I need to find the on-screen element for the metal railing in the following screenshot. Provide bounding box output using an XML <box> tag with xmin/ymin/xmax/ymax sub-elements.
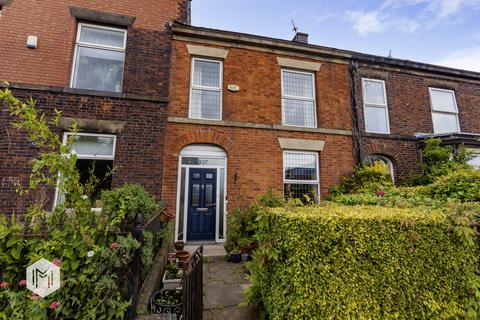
<box><xmin>182</xmin><ymin>245</ymin><xmax>204</xmax><ymax>320</ymax></box>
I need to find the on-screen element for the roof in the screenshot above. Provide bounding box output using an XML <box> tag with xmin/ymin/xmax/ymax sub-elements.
<box><xmin>415</xmin><ymin>132</ymin><xmax>480</xmax><ymax>146</ymax></box>
<box><xmin>172</xmin><ymin>22</ymin><xmax>480</xmax><ymax>81</ymax></box>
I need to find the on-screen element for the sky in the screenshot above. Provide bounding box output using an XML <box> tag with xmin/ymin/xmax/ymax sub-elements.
<box><xmin>192</xmin><ymin>0</ymin><xmax>480</xmax><ymax>72</ymax></box>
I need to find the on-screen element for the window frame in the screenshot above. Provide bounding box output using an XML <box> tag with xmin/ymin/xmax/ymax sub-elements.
<box><xmin>429</xmin><ymin>87</ymin><xmax>461</xmax><ymax>134</ymax></box>
<box><xmin>283</xmin><ymin>150</ymin><xmax>320</xmax><ymax>200</ymax></box>
<box><xmin>281</xmin><ymin>69</ymin><xmax>317</xmax><ymax>128</ymax></box>
<box><xmin>53</xmin><ymin>132</ymin><xmax>117</xmax><ymax>208</ymax></box>
<box><xmin>362</xmin><ymin>78</ymin><xmax>390</xmax><ymax>134</ymax></box>
<box><xmin>70</xmin><ymin>23</ymin><xmax>128</xmax><ymax>92</ymax></box>
<box><xmin>188</xmin><ymin>57</ymin><xmax>224</xmax><ymax>121</ymax></box>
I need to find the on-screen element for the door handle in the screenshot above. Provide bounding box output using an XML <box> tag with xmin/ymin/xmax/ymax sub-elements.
<box><xmin>206</xmin><ymin>203</ymin><xmax>216</xmax><ymax>207</ymax></box>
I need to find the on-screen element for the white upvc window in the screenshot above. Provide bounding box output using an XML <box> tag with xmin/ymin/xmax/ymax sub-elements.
<box><xmin>189</xmin><ymin>58</ymin><xmax>223</xmax><ymax>120</ymax></box>
<box><xmin>429</xmin><ymin>88</ymin><xmax>460</xmax><ymax>134</ymax></box>
<box><xmin>283</xmin><ymin>151</ymin><xmax>320</xmax><ymax>203</ymax></box>
<box><xmin>281</xmin><ymin>69</ymin><xmax>317</xmax><ymax>128</ymax></box>
<box><xmin>54</xmin><ymin>132</ymin><xmax>116</xmax><ymax>207</ymax></box>
<box><xmin>362</xmin><ymin>78</ymin><xmax>390</xmax><ymax>134</ymax></box>
<box><xmin>468</xmin><ymin>149</ymin><xmax>480</xmax><ymax>170</ymax></box>
<box><xmin>71</xmin><ymin>23</ymin><xmax>127</xmax><ymax>93</ymax></box>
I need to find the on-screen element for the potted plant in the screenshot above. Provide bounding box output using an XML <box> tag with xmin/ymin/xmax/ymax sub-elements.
<box><xmin>163</xmin><ymin>263</ymin><xmax>183</xmax><ymax>290</ymax></box>
<box><xmin>150</xmin><ymin>289</ymin><xmax>182</xmax><ymax>315</ymax></box>
<box><xmin>230</xmin><ymin>249</ymin><xmax>242</xmax><ymax>263</ymax></box>
<box><xmin>176</xmin><ymin>250</ymin><xmax>190</xmax><ymax>263</ymax></box>
<box><xmin>174</xmin><ymin>241</ymin><xmax>185</xmax><ymax>251</ymax></box>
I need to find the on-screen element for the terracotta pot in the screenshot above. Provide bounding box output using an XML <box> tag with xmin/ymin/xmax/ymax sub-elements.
<box><xmin>160</xmin><ymin>211</ymin><xmax>175</xmax><ymax>223</ymax></box>
<box><xmin>176</xmin><ymin>251</ymin><xmax>190</xmax><ymax>262</ymax></box>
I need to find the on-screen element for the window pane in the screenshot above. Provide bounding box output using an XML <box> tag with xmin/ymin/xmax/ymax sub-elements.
<box><xmin>430</xmin><ymin>89</ymin><xmax>456</xmax><ymax>112</ymax></box>
<box><xmin>73</xmin><ymin>47</ymin><xmax>124</xmax><ymax>92</ymax></box>
<box><xmin>71</xmin><ymin>135</ymin><xmax>115</xmax><ymax>158</ymax></box>
<box><xmin>192</xmin><ymin>184</ymin><xmax>200</xmax><ymax>207</ymax></box>
<box><xmin>283</xmin><ymin>98</ymin><xmax>316</xmax><ymax>127</ymax></box>
<box><xmin>468</xmin><ymin>154</ymin><xmax>480</xmax><ymax>169</ymax></box>
<box><xmin>206</xmin><ymin>184</ymin><xmax>213</xmax><ymax>206</ymax></box>
<box><xmin>283</xmin><ymin>71</ymin><xmax>314</xmax><ymax>98</ymax></box>
<box><xmin>432</xmin><ymin>112</ymin><xmax>459</xmax><ymax>134</ymax></box>
<box><xmin>80</xmin><ymin>26</ymin><xmax>125</xmax><ymax>48</ymax></box>
<box><xmin>190</xmin><ymin>89</ymin><xmax>221</xmax><ymax>119</ymax></box>
<box><xmin>284</xmin><ymin>184</ymin><xmax>319</xmax><ymax>204</ymax></box>
<box><xmin>193</xmin><ymin>60</ymin><xmax>221</xmax><ymax>88</ymax></box>
<box><xmin>284</xmin><ymin>153</ymin><xmax>317</xmax><ymax>181</ymax></box>
<box><xmin>365</xmin><ymin>105</ymin><xmax>388</xmax><ymax>133</ymax></box>
<box><xmin>364</xmin><ymin>80</ymin><xmax>386</xmax><ymax>105</ymax></box>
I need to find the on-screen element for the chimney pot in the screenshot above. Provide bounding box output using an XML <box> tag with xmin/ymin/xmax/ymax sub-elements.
<box><xmin>292</xmin><ymin>32</ymin><xmax>309</xmax><ymax>44</ymax></box>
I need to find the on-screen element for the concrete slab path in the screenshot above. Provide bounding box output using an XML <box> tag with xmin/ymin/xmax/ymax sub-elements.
<box><xmin>202</xmin><ymin>257</ymin><xmax>259</xmax><ymax>320</ymax></box>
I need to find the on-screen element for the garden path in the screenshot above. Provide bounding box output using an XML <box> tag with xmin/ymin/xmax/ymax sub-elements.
<box><xmin>202</xmin><ymin>254</ymin><xmax>259</xmax><ymax>320</ymax></box>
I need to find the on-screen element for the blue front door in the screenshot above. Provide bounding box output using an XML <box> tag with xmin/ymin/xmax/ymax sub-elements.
<box><xmin>187</xmin><ymin>168</ymin><xmax>217</xmax><ymax>241</ymax></box>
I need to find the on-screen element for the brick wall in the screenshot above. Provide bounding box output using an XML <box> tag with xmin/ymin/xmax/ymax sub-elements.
<box><xmin>354</xmin><ymin>66</ymin><xmax>480</xmax><ymax>181</ymax></box>
<box><xmin>0</xmin><ymin>0</ymin><xmax>188</xmax><ymax>97</ymax></box>
<box><xmin>0</xmin><ymin>88</ymin><xmax>167</xmax><ymax>215</ymax></box>
<box><xmin>163</xmin><ymin>39</ymin><xmax>355</xmax><ymax>214</ymax></box>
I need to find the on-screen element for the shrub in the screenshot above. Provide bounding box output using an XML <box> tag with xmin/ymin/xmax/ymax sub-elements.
<box><xmin>329</xmin><ymin>161</ymin><xmax>394</xmax><ymax>196</ymax></box>
<box><xmin>225</xmin><ymin>190</ymin><xmax>284</xmax><ymax>253</ymax></box>
<box><xmin>101</xmin><ymin>184</ymin><xmax>158</xmax><ymax>231</ymax></box>
<box><xmin>406</xmin><ymin>138</ymin><xmax>472</xmax><ymax>186</ymax></box>
<box><xmin>425</xmin><ymin>169</ymin><xmax>480</xmax><ymax>202</ymax></box>
<box><xmin>247</xmin><ymin>203</ymin><xmax>479</xmax><ymax>320</ymax></box>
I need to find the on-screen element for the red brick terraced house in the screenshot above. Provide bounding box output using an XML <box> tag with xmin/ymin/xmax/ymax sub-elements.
<box><xmin>1</xmin><ymin>1</ymin><xmax>480</xmax><ymax>245</ymax></box>
<box><xmin>164</xmin><ymin>23</ymin><xmax>480</xmax><ymax>244</ymax></box>
<box><xmin>0</xmin><ymin>0</ymin><xmax>191</xmax><ymax>214</ymax></box>
<box><xmin>350</xmin><ymin>57</ymin><xmax>480</xmax><ymax>183</ymax></box>
<box><xmin>164</xmin><ymin>24</ymin><xmax>356</xmax><ymax>243</ymax></box>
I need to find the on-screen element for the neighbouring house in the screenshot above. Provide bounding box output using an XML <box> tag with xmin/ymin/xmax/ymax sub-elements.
<box><xmin>164</xmin><ymin>23</ymin><xmax>356</xmax><ymax>243</ymax></box>
<box><xmin>0</xmin><ymin>0</ymin><xmax>191</xmax><ymax>214</ymax></box>
<box><xmin>350</xmin><ymin>57</ymin><xmax>480</xmax><ymax>182</ymax></box>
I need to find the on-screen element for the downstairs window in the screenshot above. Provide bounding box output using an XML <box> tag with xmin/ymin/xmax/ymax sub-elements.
<box><xmin>283</xmin><ymin>151</ymin><xmax>320</xmax><ymax>204</ymax></box>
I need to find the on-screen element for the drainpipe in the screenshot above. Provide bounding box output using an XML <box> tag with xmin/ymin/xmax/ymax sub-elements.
<box><xmin>348</xmin><ymin>60</ymin><xmax>362</xmax><ymax>165</ymax></box>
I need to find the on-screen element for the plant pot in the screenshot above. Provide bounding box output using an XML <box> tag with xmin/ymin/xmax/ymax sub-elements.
<box><xmin>241</xmin><ymin>252</ymin><xmax>249</xmax><ymax>262</ymax></box>
<box><xmin>160</xmin><ymin>211</ymin><xmax>176</xmax><ymax>224</ymax></box>
<box><xmin>150</xmin><ymin>289</ymin><xmax>182</xmax><ymax>315</ymax></box>
<box><xmin>162</xmin><ymin>270</ymin><xmax>183</xmax><ymax>290</ymax></box>
<box><xmin>176</xmin><ymin>251</ymin><xmax>190</xmax><ymax>262</ymax></box>
<box><xmin>230</xmin><ymin>252</ymin><xmax>241</xmax><ymax>263</ymax></box>
<box><xmin>174</xmin><ymin>241</ymin><xmax>185</xmax><ymax>251</ymax></box>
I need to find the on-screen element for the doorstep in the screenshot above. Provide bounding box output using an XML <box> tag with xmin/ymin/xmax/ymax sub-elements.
<box><xmin>184</xmin><ymin>243</ymin><xmax>226</xmax><ymax>258</ymax></box>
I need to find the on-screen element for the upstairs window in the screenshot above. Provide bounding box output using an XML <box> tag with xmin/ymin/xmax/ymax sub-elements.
<box><xmin>429</xmin><ymin>88</ymin><xmax>460</xmax><ymax>134</ymax></box>
<box><xmin>189</xmin><ymin>58</ymin><xmax>223</xmax><ymax>120</ymax></box>
<box><xmin>283</xmin><ymin>151</ymin><xmax>319</xmax><ymax>204</ymax></box>
<box><xmin>362</xmin><ymin>79</ymin><xmax>390</xmax><ymax>134</ymax></box>
<box><xmin>281</xmin><ymin>70</ymin><xmax>317</xmax><ymax>128</ymax></box>
<box><xmin>71</xmin><ymin>24</ymin><xmax>127</xmax><ymax>93</ymax></box>
<box><xmin>55</xmin><ymin>133</ymin><xmax>116</xmax><ymax>208</ymax></box>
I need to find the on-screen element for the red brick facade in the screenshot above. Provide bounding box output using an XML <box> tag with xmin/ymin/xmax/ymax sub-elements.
<box><xmin>162</xmin><ymin>35</ymin><xmax>356</xmax><ymax>216</ymax></box>
<box><xmin>353</xmin><ymin>66</ymin><xmax>480</xmax><ymax>181</ymax></box>
<box><xmin>0</xmin><ymin>0</ymin><xmax>188</xmax><ymax>214</ymax></box>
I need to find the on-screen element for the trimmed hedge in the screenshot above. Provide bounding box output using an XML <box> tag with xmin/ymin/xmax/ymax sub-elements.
<box><xmin>248</xmin><ymin>203</ymin><xmax>479</xmax><ymax>319</ymax></box>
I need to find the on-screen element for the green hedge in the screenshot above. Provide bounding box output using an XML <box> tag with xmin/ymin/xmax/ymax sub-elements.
<box><xmin>248</xmin><ymin>203</ymin><xmax>479</xmax><ymax>319</ymax></box>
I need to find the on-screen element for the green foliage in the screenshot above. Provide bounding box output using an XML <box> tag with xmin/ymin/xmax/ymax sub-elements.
<box><xmin>0</xmin><ymin>87</ymin><xmax>165</xmax><ymax>319</ymax></box>
<box><xmin>406</xmin><ymin>138</ymin><xmax>473</xmax><ymax>186</ymax></box>
<box><xmin>100</xmin><ymin>184</ymin><xmax>158</xmax><ymax>232</ymax></box>
<box><xmin>225</xmin><ymin>190</ymin><xmax>284</xmax><ymax>253</ymax></box>
<box><xmin>329</xmin><ymin>161</ymin><xmax>394</xmax><ymax>196</ymax></box>
<box><xmin>246</xmin><ymin>203</ymin><xmax>480</xmax><ymax>320</ymax></box>
<box><xmin>425</xmin><ymin>169</ymin><xmax>480</xmax><ymax>202</ymax></box>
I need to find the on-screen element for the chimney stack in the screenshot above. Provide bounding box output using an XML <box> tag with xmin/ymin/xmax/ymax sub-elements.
<box><xmin>292</xmin><ymin>32</ymin><xmax>309</xmax><ymax>44</ymax></box>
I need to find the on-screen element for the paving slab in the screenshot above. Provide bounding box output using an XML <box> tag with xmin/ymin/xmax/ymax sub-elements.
<box><xmin>202</xmin><ymin>256</ymin><xmax>259</xmax><ymax>319</ymax></box>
